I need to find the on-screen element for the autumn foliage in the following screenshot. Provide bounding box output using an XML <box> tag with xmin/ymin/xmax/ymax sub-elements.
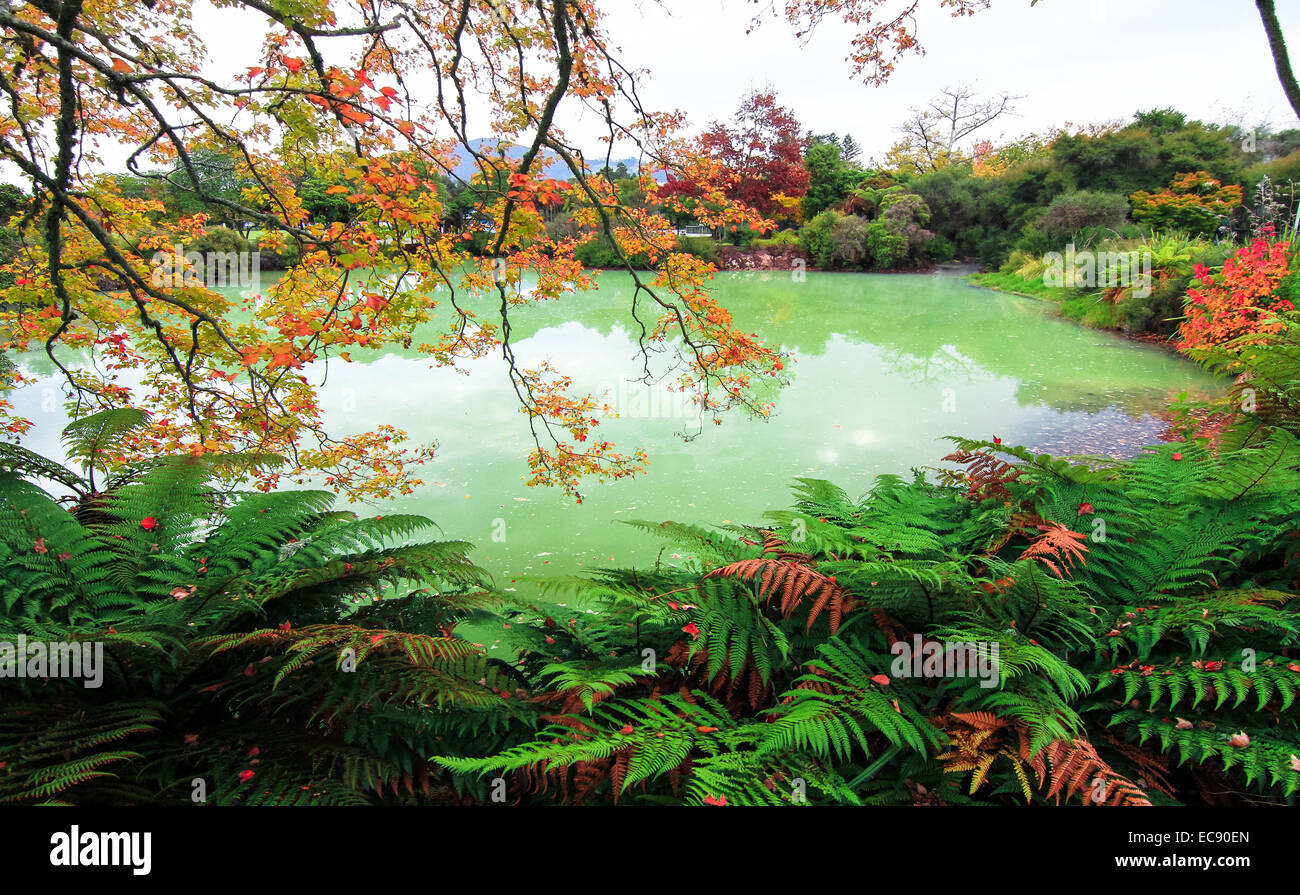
<box><xmin>0</xmin><ymin>0</ymin><xmax>785</xmax><ymax>500</ymax></box>
<box><xmin>1179</xmin><ymin>239</ymin><xmax>1295</xmax><ymax>353</ymax></box>
<box><xmin>1130</xmin><ymin>171</ymin><xmax>1243</xmax><ymax>238</ymax></box>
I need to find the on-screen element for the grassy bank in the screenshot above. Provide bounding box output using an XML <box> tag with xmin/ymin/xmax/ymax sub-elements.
<box><xmin>968</xmin><ymin>269</ymin><xmax>1124</xmax><ymax>330</ymax></box>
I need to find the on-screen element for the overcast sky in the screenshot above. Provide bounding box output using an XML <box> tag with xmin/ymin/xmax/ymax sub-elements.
<box><xmin>119</xmin><ymin>0</ymin><xmax>1300</xmax><ymax>172</ymax></box>
<box><xmin>581</xmin><ymin>0</ymin><xmax>1300</xmax><ymax>160</ymax></box>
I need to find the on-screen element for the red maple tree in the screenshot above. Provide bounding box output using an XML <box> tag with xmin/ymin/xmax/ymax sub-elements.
<box><xmin>698</xmin><ymin>91</ymin><xmax>810</xmax><ymax>220</ymax></box>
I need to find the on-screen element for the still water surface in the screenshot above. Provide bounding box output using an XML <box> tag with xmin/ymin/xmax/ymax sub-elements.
<box><xmin>11</xmin><ymin>269</ymin><xmax>1222</xmax><ymax>603</ymax></box>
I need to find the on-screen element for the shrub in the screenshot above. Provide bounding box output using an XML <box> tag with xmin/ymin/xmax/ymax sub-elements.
<box><xmin>676</xmin><ymin>235</ymin><xmax>719</xmax><ymax>264</ymax></box>
<box><xmin>865</xmin><ymin>221</ymin><xmax>908</xmax><ymax>269</ymax></box>
<box><xmin>752</xmin><ymin>229</ymin><xmax>802</xmax><ymax>248</ymax></box>
<box><xmin>1038</xmin><ymin>190</ymin><xmax>1130</xmax><ymax>241</ymax></box>
<box><xmin>927</xmin><ymin>234</ymin><xmax>956</xmax><ymax>263</ymax></box>
<box><xmin>1131</xmin><ymin>171</ymin><xmax>1243</xmax><ymax>238</ymax></box>
<box><xmin>999</xmin><ymin>248</ymin><xmax>1045</xmax><ymax>280</ymax></box>
<box><xmin>186</xmin><ymin>225</ymin><xmax>251</xmax><ymax>256</ymax></box>
<box><xmin>828</xmin><ymin>214</ymin><xmax>870</xmax><ymax>267</ymax></box>
<box><xmin>574</xmin><ymin>234</ymin><xmax>650</xmax><ymax>269</ymax></box>
<box><xmin>877</xmin><ymin>191</ymin><xmax>935</xmax><ymax>267</ymax></box>
<box><xmin>1180</xmin><ymin>238</ymin><xmax>1294</xmax><ymax>352</ymax></box>
<box><xmin>800</xmin><ymin>210</ymin><xmax>840</xmax><ymax>268</ymax></box>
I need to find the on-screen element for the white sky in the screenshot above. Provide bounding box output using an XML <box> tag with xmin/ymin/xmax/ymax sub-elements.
<box><xmin>42</xmin><ymin>0</ymin><xmax>1300</xmax><ymax>176</ymax></box>
<box><xmin>588</xmin><ymin>0</ymin><xmax>1300</xmax><ymax>160</ymax></box>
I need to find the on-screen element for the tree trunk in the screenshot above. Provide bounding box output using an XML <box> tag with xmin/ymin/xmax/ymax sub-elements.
<box><xmin>1257</xmin><ymin>0</ymin><xmax>1300</xmax><ymax>122</ymax></box>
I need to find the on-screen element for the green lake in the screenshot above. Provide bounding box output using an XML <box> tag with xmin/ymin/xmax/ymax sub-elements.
<box><xmin>12</xmin><ymin>269</ymin><xmax>1223</xmax><ymax>615</ymax></box>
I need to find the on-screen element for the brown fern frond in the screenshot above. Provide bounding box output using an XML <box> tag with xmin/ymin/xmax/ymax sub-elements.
<box><xmin>1038</xmin><ymin>738</ymin><xmax>1152</xmax><ymax>806</ymax></box>
<box><xmin>948</xmin><ymin>711</ymin><xmax>1010</xmax><ymax>731</ymax></box>
<box><xmin>942</xmin><ymin>449</ymin><xmax>1024</xmax><ymax>500</ymax></box>
<box><xmin>759</xmin><ymin>529</ymin><xmax>814</xmax><ymax>563</ymax></box>
<box><xmin>1018</xmin><ymin>521</ymin><xmax>1089</xmax><ymax>578</ymax></box>
<box><xmin>539</xmin><ymin>714</ymin><xmax>599</xmax><ymax>737</ymax></box>
<box><xmin>871</xmin><ymin>609</ymin><xmax>905</xmax><ymax>646</ymax></box>
<box><xmin>703</xmin><ymin>559</ymin><xmax>859</xmax><ymax>633</ymax></box>
<box><xmin>610</xmin><ymin>749</ymin><xmax>632</xmax><ymax>805</ymax></box>
<box><xmin>747</xmin><ymin>662</ymin><xmax>767</xmax><ymax>711</ymax></box>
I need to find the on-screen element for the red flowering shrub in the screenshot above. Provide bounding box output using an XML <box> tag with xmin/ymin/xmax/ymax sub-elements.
<box><xmin>1178</xmin><ymin>239</ymin><xmax>1294</xmax><ymax>353</ymax></box>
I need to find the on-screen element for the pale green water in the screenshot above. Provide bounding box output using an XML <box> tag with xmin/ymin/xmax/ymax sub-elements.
<box><xmin>11</xmin><ymin>269</ymin><xmax>1222</xmax><ymax>603</ymax></box>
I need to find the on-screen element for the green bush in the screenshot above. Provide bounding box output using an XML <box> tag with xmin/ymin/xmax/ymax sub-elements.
<box><xmin>926</xmin><ymin>234</ymin><xmax>956</xmax><ymax>263</ymax></box>
<box><xmin>1038</xmin><ymin>190</ymin><xmax>1130</xmax><ymax>242</ymax></box>
<box><xmin>256</xmin><ymin>232</ymin><xmax>302</xmax><ymax>271</ymax></box>
<box><xmin>574</xmin><ymin>234</ymin><xmax>650</xmax><ymax>269</ymax></box>
<box><xmin>676</xmin><ymin>235</ymin><xmax>719</xmax><ymax>264</ymax></box>
<box><xmin>186</xmin><ymin>225</ymin><xmax>251</xmax><ymax>256</ymax></box>
<box><xmin>800</xmin><ymin>210</ymin><xmax>839</xmax><ymax>268</ymax></box>
<box><xmin>829</xmin><ymin>215</ymin><xmax>870</xmax><ymax>267</ymax></box>
<box><xmin>865</xmin><ymin>221</ymin><xmax>908</xmax><ymax>269</ymax></box>
<box><xmin>752</xmin><ymin>229</ymin><xmax>802</xmax><ymax>248</ymax></box>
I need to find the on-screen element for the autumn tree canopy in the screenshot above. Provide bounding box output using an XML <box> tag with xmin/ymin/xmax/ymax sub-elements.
<box><xmin>698</xmin><ymin>90</ymin><xmax>810</xmax><ymax>220</ymax></box>
<box><xmin>0</xmin><ymin>0</ymin><xmax>781</xmax><ymax>500</ymax></box>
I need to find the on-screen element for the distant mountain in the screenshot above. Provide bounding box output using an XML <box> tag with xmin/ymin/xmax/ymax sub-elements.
<box><xmin>447</xmin><ymin>138</ymin><xmax>653</xmax><ymax>183</ymax></box>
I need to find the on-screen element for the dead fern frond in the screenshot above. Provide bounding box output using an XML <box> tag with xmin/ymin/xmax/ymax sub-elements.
<box><xmin>1033</xmin><ymin>737</ymin><xmax>1152</xmax><ymax>806</ymax></box>
<box><xmin>759</xmin><ymin>529</ymin><xmax>814</xmax><ymax>563</ymax></box>
<box><xmin>1018</xmin><ymin>521</ymin><xmax>1089</xmax><ymax>578</ymax></box>
<box><xmin>942</xmin><ymin>449</ymin><xmax>1024</xmax><ymax>500</ymax></box>
<box><xmin>703</xmin><ymin>558</ymin><xmax>859</xmax><ymax>633</ymax></box>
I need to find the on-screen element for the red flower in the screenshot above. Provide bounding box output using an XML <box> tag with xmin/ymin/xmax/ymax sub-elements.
<box><xmin>140</xmin><ymin>516</ymin><xmax>158</xmax><ymax>531</ymax></box>
<box><xmin>703</xmin><ymin>794</ymin><xmax>727</xmax><ymax>806</ymax></box>
<box><xmin>620</xmin><ymin>724</ymin><xmax>633</xmax><ymax>734</ymax></box>
<box><xmin>871</xmin><ymin>674</ymin><xmax>891</xmax><ymax>686</ymax></box>
<box><xmin>1171</xmin><ymin>452</ymin><xmax>1183</xmax><ymax>461</ymax></box>
<box><xmin>682</xmin><ymin>622</ymin><xmax>700</xmax><ymax>640</ymax></box>
<box><xmin>992</xmin><ymin>437</ymin><xmax>1002</xmax><ymax>445</ymax></box>
<box><xmin>237</xmin><ymin>769</ymin><xmax>255</xmax><ymax>783</ymax></box>
<box><xmin>1077</xmin><ymin>502</ymin><xmax>1095</xmax><ymax>515</ymax></box>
